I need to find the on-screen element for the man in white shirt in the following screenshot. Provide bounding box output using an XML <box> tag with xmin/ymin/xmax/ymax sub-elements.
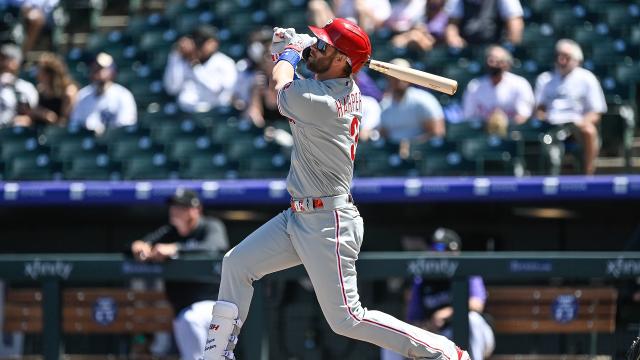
<box><xmin>463</xmin><ymin>45</ymin><xmax>534</xmax><ymax>135</ymax></box>
<box><xmin>535</xmin><ymin>39</ymin><xmax>607</xmax><ymax>175</ymax></box>
<box><xmin>163</xmin><ymin>25</ymin><xmax>238</xmax><ymax>113</ymax></box>
<box><xmin>69</xmin><ymin>52</ymin><xmax>137</xmax><ymax>135</ymax></box>
<box><xmin>445</xmin><ymin>0</ymin><xmax>524</xmax><ymax>48</ymax></box>
<box><xmin>379</xmin><ymin>58</ymin><xmax>445</xmax><ymax>144</ymax></box>
<box><xmin>0</xmin><ymin>44</ymin><xmax>38</xmax><ymax>127</ymax></box>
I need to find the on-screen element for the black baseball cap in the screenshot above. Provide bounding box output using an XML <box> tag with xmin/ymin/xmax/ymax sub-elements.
<box><xmin>167</xmin><ymin>188</ymin><xmax>202</xmax><ymax>208</ymax></box>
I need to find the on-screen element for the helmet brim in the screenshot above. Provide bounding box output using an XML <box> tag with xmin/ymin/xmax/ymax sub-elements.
<box><xmin>308</xmin><ymin>25</ymin><xmax>333</xmax><ymax>46</ymax></box>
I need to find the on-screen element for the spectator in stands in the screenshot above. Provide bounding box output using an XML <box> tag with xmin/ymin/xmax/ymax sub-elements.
<box><xmin>18</xmin><ymin>52</ymin><xmax>77</xmax><ymax>127</ymax></box>
<box><xmin>130</xmin><ymin>188</ymin><xmax>229</xmax><ymax>360</ymax></box>
<box><xmin>389</xmin><ymin>0</ymin><xmax>449</xmax><ymax>52</ymax></box>
<box><xmin>307</xmin><ymin>0</ymin><xmax>392</xmax><ymax>33</ymax></box>
<box><xmin>163</xmin><ymin>25</ymin><xmax>237</xmax><ymax>113</ymax></box>
<box><xmin>0</xmin><ymin>43</ymin><xmax>38</xmax><ymax>127</ymax></box>
<box><xmin>444</xmin><ymin>0</ymin><xmax>524</xmax><ymax>48</ymax></box>
<box><xmin>69</xmin><ymin>52</ymin><xmax>136</xmax><ymax>135</ymax></box>
<box><xmin>378</xmin><ymin>58</ymin><xmax>445</xmax><ymax>144</ymax></box>
<box><xmin>534</xmin><ymin>39</ymin><xmax>607</xmax><ymax>175</ymax></box>
<box><xmin>381</xmin><ymin>228</ymin><xmax>495</xmax><ymax>360</ymax></box>
<box><xmin>19</xmin><ymin>0</ymin><xmax>60</xmax><ymax>55</ymax></box>
<box><xmin>463</xmin><ymin>45</ymin><xmax>534</xmax><ymax>136</ymax></box>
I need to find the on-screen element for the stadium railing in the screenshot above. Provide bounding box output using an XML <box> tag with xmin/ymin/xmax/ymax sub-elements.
<box><xmin>1</xmin><ymin>252</ymin><xmax>640</xmax><ymax>360</ymax></box>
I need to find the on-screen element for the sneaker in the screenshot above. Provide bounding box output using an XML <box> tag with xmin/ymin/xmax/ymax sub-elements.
<box><xmin>456</xmin><ymin>346</ymin><xmax>470</xmax><ymax>360</ymax></box>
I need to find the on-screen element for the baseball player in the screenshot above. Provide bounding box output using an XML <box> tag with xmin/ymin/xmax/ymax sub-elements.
<box><xmin>203</xmin><ymin>18</ymin><xmax>470</xmax><ymax>360</ymax></box>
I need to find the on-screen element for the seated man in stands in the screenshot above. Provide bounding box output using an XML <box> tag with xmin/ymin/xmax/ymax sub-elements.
<box><xmin>130</xmin><ymin>189</ymin><xmax>229</xmax><ymax>360</ymax></box>
<box><xmin>0</xmin><ymin>44</ymin><xmax>38</xmax><ymax>128</ymax></box>
<box><xmin>69</xmin><ymin>52</ymin><xmax>137</xmax><ymax>135</ymax></box>
<box><xmin>163</xmin><ymin>25</ymin><xmax>237</xmax><ymax>113</ymax></box>
<box><xmin>444</xmin><ymin>0</ymin><xmax>524</xmax><ymax>48</ymax></box>
<box><xmin>378</xmin><ymin>58</ymin><xmax>445</xmax><ymax>145</ymax></box>
<box><xmin>534</xmin><ymin>39</ymin><xmax>607</xmax><ymax>175</ymax></box>
<box><xmin>462</xmin><ymin>45</ymin><xmax>534</xmax><ymax>137</ymax></box>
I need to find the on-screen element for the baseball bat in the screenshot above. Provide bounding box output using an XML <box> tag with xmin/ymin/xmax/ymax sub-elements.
<box><xmin>367</xmin><ymin>59</ymin><xmax>458</xmax><ymax>96</ymax></box>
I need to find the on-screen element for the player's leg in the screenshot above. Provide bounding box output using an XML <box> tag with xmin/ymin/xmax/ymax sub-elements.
<box><xmin>289</xmin><ymin>207</ymin><xmax>466</xmax><ymax>360</ymax></box>
<box><xmin>204</xmin><ymin>210</ymin><xmax>302</xmax><ymax>359</ymax></box>
<box><xmin>468</xmin><ymin>311</ymin><xmax>495</xmax><ymax>360</ymax></box>
<box><xmin>172</xmin><ymin>300</ymin><xmax>215</xmax><ymax>360</ymax></box>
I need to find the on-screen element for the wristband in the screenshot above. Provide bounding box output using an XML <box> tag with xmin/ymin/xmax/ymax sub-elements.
<box><xmin>277</xmin><ymin>48</ymin><xmax>301</xmax><ymax>69</ymax></box>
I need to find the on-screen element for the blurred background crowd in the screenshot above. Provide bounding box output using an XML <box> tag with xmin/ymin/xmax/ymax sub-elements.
<box><xmin>0</xmin><ymin>0</ymin><xmax>638</xmax><ymax>182</ymax></box>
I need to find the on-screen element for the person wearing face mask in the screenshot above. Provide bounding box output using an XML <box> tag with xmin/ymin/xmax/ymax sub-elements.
<box><xmin>163</xmin><ymin>25</ymin><xmax>237</xmax><ymax>113</ymax></box>
<box><xmin>0</xmin><ymin>44</ymin><xmax>38</xmax><ymax>128</ymax></box>
<box><xmin>462</xmin><ymin>45</ymin><xmax>534</xmax><ymax>136</ymax></box>
<box><xmin>534</xmin><ymin>39</ymin><xmax>607</xmax><ymax>175</ymax></box>
<box><xmin>68</xmin><ymin>52</ymin><xmax>137</xmax><ymax>135</ymax></box>
<box><xmin>130</xmin><ymin>188</ymin><xmax>229</xmax><ymax>360</ymax></box>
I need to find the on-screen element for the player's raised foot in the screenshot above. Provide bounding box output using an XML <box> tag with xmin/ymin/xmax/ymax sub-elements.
<box><xmin>456</xmin><ymin>346</ymin><xmax>471</xmax><ymax>360</ymax></box>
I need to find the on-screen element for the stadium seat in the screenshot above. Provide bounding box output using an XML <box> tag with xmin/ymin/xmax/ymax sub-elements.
<box><xmin>418</xmin><ymin>152</ymin><xmax>475</xmax><ymax>177</ymax></box>
<box><xmin>408</xmin><ymin>137</ymin><xmax>458</xmax><ymax>161</ymax></box>
<box><xmin>1</xmin><ymin>137</ymin><xmax>47</xmax><ymax>162</ymax></box>
<box><xmin>355</xmin><ymin>152</ymin><xmax>416</xmax><ymax>178</ymax></box>
<box><xmin>109</xmin><ymin>136</ymin><xmax>164</xmax><ymax>163</ymax></box>
<box><xmin>6</xmin><ymin>154</ymin><xmax>59</xmax><ymax>181</ymax></box>
<box><xmin>64</xmin><ymin>153</ymin><xmax>120</xmax><ymax>180</ymax></box>
<box><xmin>604</xmin><ymin>4</ymin><xmax>640</xmax><ymax>34</ymax></box>
<box><xmin>167</xmin><ymin>135</ymin><xmax>223</xmax><ymax>162</ymax></box>
<box><xmin>549</xmin><ymin>5</ymin><xmax>587</xmax><ymax>37</ymax></box>
<box><xmin>179</xmin><ymin>153</ymin><xmax>239</xmax><ymax>179</ymax></box>
<box><xmin>100</xmin><ymin>125</ymin><xmax>150</xmax><ymax>145</ymax></box>
<box><xmin>150</xmin><ymin>119</ymin><xmax>207</xmax><ymax>144</ymax></box>
<box><xmin>240</xmin><ymin>152</ymin><xmax>289</xmax><ymax>178</ymax></box>
<box><xmin>123</xmin><ymin>153</ymin><xmax>176</xmax><ymax>180</ymax></box>
<box><xmin>50</xmin><ymin>135</ymin><xmax>105</xmax><ymax>163</ymax></box>
<box><xmin>460</xmin><ymin>136</ymin><xmax>525</xmax><ymax>175</ymax></box>
<box><xmin>0</xmin><ymin>126</ymin><xmax>37</xmax><ymax>143</ymax></box>
<box><xmin>445</xmin><ymin>120</ymin><xmax>485</xmax><ymax>141</ymax></box>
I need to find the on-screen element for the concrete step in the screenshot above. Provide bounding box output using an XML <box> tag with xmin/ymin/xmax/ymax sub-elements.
<box><xmin>595</xmin><ymin>156</ymin><xmax>640</xmax><ymax>174</ymax></box>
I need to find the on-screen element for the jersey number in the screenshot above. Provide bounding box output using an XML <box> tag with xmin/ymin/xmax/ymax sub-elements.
<box><xmin>349</xmin><ymin>116</ymin><xmax>360</xmax><ymax>162</ymax></box>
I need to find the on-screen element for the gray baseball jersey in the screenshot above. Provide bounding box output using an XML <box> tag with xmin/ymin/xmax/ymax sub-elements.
<box><xmin>277</xmin><ymin>77</ymin><xmax>361</xmax><ymax>198</ymax></box>
<box><xmin>205</xmin><ymin>77</ymin><xmax>460</xmax><ymax>360</ymax></box>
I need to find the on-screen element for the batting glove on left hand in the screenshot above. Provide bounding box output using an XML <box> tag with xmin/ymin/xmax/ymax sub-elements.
<box><xmin>270</xmin><ymin>27</ymin><xmax>296</xmax><ymax>62</ymax></box>
<box><xmin>284</xmin><ymin>33</ymin><xmax>317</xmax><ymax>57</ymax></box>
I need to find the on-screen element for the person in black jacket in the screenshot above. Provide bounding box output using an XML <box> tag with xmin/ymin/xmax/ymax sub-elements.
<box><xmin>131</xmin><ymin>188</ymin><xmax>229</xmax><ymax>360</ymax></box>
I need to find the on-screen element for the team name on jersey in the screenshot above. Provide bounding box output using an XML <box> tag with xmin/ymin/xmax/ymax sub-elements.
<box><xmin>335</xmin><ymin>92</ymin><xmax>362</xmax><ymax>118</ymax></box>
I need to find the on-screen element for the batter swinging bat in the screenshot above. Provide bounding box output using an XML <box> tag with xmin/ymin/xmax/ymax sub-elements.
<box><xmin>367</xmin><ymin>59</ymin><xmax>458</xmax><ymax>96</ymax></box>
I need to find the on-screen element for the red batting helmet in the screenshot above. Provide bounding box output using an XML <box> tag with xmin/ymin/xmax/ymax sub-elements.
<box><xmin>308</xmin><ymin>18</ymin><xmax>372</xmax><ymax>73</ymax></box>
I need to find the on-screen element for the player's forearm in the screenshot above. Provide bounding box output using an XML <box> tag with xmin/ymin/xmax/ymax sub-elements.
<box><xmin>272</xmin><ymin>60</ymin><xmax>295</xmax><ymax>91</ymax></box>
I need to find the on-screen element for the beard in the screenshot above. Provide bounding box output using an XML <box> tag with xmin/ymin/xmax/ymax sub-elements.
<box><xmin>306</xmin><ymin>53</ymin><xmax>335</xmax><ymax>74</ymax></box>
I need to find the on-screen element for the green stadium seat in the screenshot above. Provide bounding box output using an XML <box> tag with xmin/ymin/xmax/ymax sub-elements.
<box><xmin>0</xmin><ymin>126</ymin><xmax>37</xmax><ymax>143</ymax></box>
<box><xmin>64</xmin><ymin>153</ymin><xmax>120</xmax><ymax>180</ymax></box>
<box><xmin>100</xmin><ymin>125</ymin><xmax>150</xmax><ymax>145</ymax></box>
<box><xmin>240</xmin><ymin>152</ymin><xmax>289</xmax><ymax>178</ymax></box>
<box><xmin>167</xmin><ymin>135</ymin><xmax>223</xmax><ymax>162</ymax></box>
<box><xmin>572</xmin><ymin>25</ymin><xmax>610</xmax><ymax>53</ymax></box>
<box><xmin>604</xmin><ymin>4</ymin><xmax>640</xmax><ymax>33</ymax></box>
<box><xmin>1</xmin><ymin>137</ymin><xmax>47</xmax><ymax>162</ymax></box>
<box><xmin>179</xmin><ymin>154</ymin><xmax>239</xmax><ymax>179</ymax></box>
<box><xmin>39</xmin><ymin>126</ymin><xmax>95</xmax><ymax>147</ymax></box>
<box><xmin>460</xmin><ymin>136</ymin><xmax>524</xmax><ymax>175</ymax></box>
<box><xmin>355</xmin><ymin>153</ymin><xmax>416</xmax><ymax>178</ymax></box>
<box><xmin>226</xmin><ymin>135</ymin><xmax>281</xmax><ymax>161</ymax></box>
<box><xmin>123</xmin><ymin>153</ymin><xmax>176</xmax><ymax>180</ymax></box>
<box><xmin>549</xmin><ymin>6</ymin><xmax>587</xmax><ymax>36</ymax></box>
<box><xmin>150</xmin><ymin>119</ymin><xmax>207</xmax><ymax>144</ymax></box>
<box><xmin>356</xmin><ymin>139</ymin><xmax>399</xmax><ymax>159</ymax></box>
<box><xmin>109</xmin><ymin>136</ymin><xmax>163</xmax><ymax>162</ymax></box>
<box><xmin>445</xmin><ymin>121</ymin><xmax>485</xmax><ymax>141</ymax></box>
<box><xmin>590</xmin><ymin>41</ymin><xmax>627</xmax><ymax>66</ymax></box>
<box><xmin>408</xmin><ymin>137</ymin><xmax>458</xmax><ymax>161</ymax></box>
<box><xmin>6</xmin><ymin>153</ymin><xmax>59</xmax><ymax>181</ymax></box>
<box><xmin>418</xmin><ymin>152</ymin><xmax>475</xmax><ymax>176</ymax></box>
<box><xmin>51</xmin><ymin>135</ymin><xmax>104</xmax><ymax>163</ymax></box>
